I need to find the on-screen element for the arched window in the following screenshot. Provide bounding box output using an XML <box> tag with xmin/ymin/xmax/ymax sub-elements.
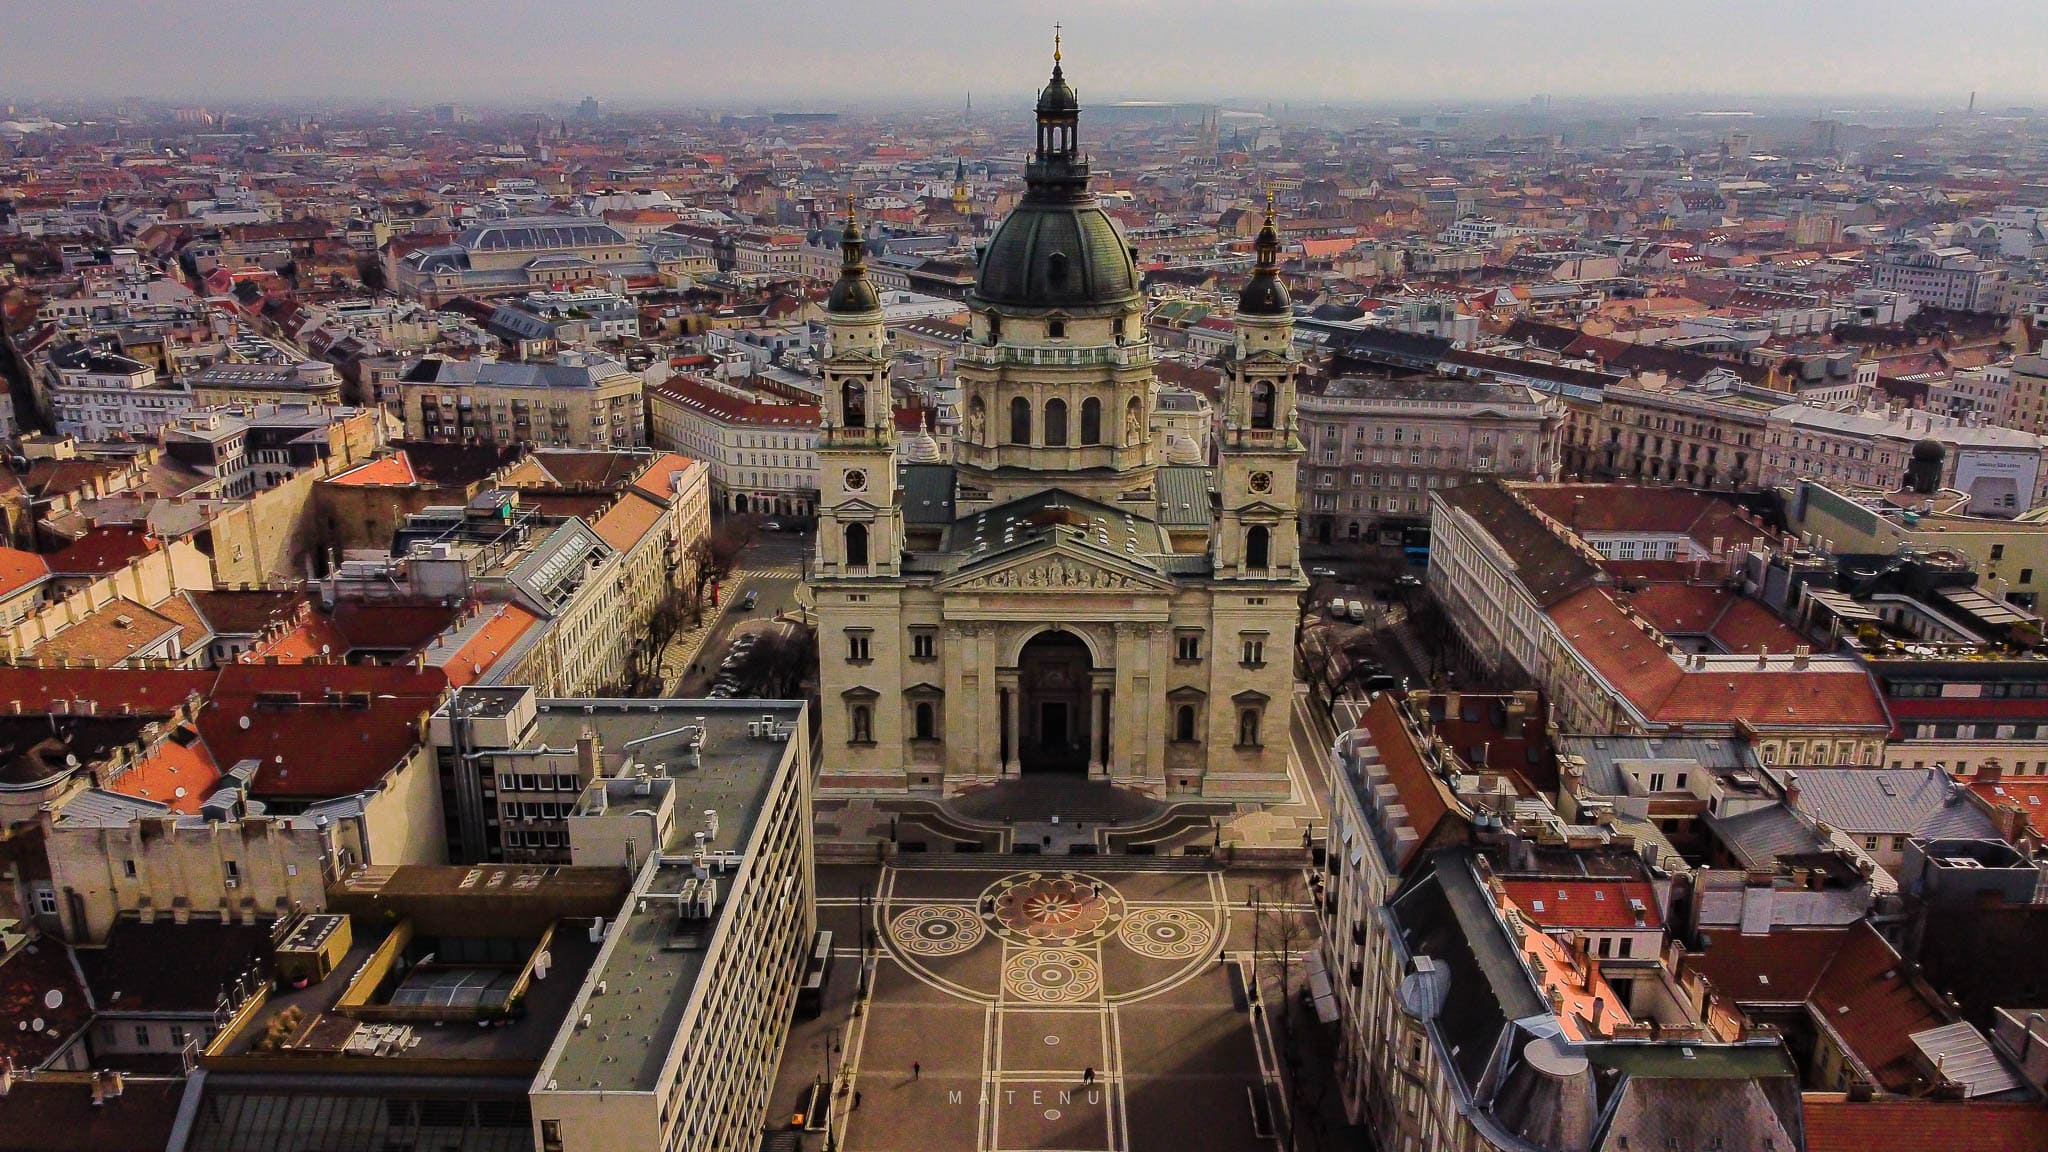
<box><xmin>845</xmin><ymin>523</ymin><xmax>869</xmax><ymax>568</ymax></box>
<box><xmin>1251</xmin><ymin>382</ymin><xmax>1276</xmax><ymax>430</ymax></box>
<box><xmin>851</xmin><ymin>705</ymin><xmax>872</xmax><ymax>744</ymax></box>
<box><xmin>1044</xmin><ymin>398</ymin><xmax>1068</xmax><ymax>446</ymax></box>
<box><xmin>842</xmin><ymin>380</ymin><xmax>866</xmax><ymax>428</ymax></box>
<box><xmin>1238</xmin><ymin>707</ymin><xmax>1261</xmax><ymax>748</ymax></box>
<box><xmin>1124</xmin><ymin>396</ymin><xmax>1143</xmax><ymax>445</ymax></box>
<box><xmin>914</xmin><ymin>702</ymin><xmax>936</xmax><ymax>740</ymax></box>
<box><xmin>1010</xmin><ymin>396</ymin><xmax>1032</xmax><ymax>444</ymax></box>
<box><xmin>1246</xmin><ymin>526</ymin><xmax>1271</xmax><ymax>569</ymax></box>
<box><xmin>1080</xmin><ymin>397</ymin><xmax>1102</xmax><ymax>445</ymax></box>
<box><xmin>1175</xmin><ymin>705</ymin><xmax>1197</xmax><ymax>743</ymax></box>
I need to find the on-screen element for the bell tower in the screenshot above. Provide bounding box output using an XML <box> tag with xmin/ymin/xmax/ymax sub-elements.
<box><xmin>815</xmin><ymin>199</ymin><xmax>901</xmax><ymax>577</ymax></box>
<box><xmin>1218</xmin><ymin>192</ymin><xmax>1301</xmax><ymax>578</ymax></box>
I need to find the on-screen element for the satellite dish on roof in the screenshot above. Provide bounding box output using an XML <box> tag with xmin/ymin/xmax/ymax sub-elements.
<box><xmin>239</xmin><ymin>715</ymin><xmax>251</xmax><ymax>729</ymax></box>
<box><xmin>30</xmin><ymin>1018</ymin><xmax>44</xmax><ymax>1032</ymax></box>
<box><xmin>320</xmin><ymin>645</ymin><xmax>331</xmax><ymax>656</ymax></box>
<box><xmin>43</xmin><ymin>989</ymin><xmax>62</xmax><ymax>1010</ymax></box>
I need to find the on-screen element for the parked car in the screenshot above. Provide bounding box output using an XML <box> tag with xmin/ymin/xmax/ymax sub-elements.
<box><xmin>1347</xmin><ymin>600</ymin><xmax>1366</xmax><ymax>622</ymax></box>
<box><xmin>1394</xmin><ymin>574</ymin><xmax>1423</xmax><ymax>589</ymax></box>
<box><xmin>739</xmin><ymin>590</ymin><xmax>758</xmax><ymax>611</ymax></box>
<box><xmin>1309</xmin><ymin>566</ymin><xmax>1338</xmax><ymax>578</ymax></box>
<box><xmin>762</xmin><ymin>521</ymin><xmax>783</xmax><ymax>531</ymax></box>
<box><xmin>1363</xmin><ymin>673</ymin><xmax>1400</xmax><ymax>691</ymax></box>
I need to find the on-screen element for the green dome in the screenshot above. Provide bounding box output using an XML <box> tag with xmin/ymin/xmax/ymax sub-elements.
<box><xmin>974</xmin><ymin>200</ymin><xmax>1138</xmax><ymax>312</ymax></box>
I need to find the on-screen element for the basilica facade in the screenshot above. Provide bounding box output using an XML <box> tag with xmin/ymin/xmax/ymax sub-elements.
<box><xmin>810</xmin><ymin>48</ymin><xmax>1303</xmax><ymax>801</ymax></box>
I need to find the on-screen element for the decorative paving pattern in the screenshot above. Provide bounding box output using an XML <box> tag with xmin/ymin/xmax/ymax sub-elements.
<box><xmin>889</xmin><ymin>903</ymin><xmax>987</xmax><ymax>957</ymax></box>
<box><xmin>1117</xmin><ymin>907</ymin><xmax>1215</xmax><ymax>961</ymax></box>
<box><xmin>1002</xmin><ymin>947</ymin><xmax>1103</xmax><ymax>1004</ymax></box>
<box><xmin>983</xmin><ymin>871</ymin><xmax>1122</xmax><ymax>946</ymax></box>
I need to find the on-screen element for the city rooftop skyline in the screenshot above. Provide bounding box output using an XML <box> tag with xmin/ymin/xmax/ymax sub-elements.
<box><xmin>4</xmin><ymin>0</ymin><xmax>2046</xmax><ymax>109</ymax></box>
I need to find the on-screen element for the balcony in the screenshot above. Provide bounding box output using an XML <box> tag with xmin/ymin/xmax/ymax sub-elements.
<box><xmin>956</xmin><ymin>342</ymin><xmax>1154</xmax><ymax>370</ymax></box>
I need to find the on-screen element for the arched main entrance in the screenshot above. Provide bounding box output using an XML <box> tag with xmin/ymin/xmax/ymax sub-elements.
<box><xmin>1017</xmin><ymin>631</ymin><xmax>1093</xmax><ymax>773</ymax></box>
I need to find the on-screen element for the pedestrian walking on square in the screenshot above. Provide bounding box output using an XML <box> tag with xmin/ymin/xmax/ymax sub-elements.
<box><xmin>912</xmin><ymin>1061</ymin><xmax>921</xmax><ymax>1081</ymax></box>
<box><xmin>1083</xmin><ymin>1066</ymin><xmax>1095</xmax><ymax>1085</ymax></box>
<box><xmin>854</xmin><ymin>1091</ymin><xmax>862</xmax><ymax>1110</ymax></box>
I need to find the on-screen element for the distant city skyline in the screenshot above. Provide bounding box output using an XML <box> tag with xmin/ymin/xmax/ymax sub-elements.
<box><xmin>3</xmin><ymin>0</ymin><xmax>2046</xmax><ymax>110</ymax></box>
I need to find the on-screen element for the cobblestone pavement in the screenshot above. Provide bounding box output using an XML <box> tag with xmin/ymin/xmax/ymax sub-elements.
<box><xmin>771</xmin><ymin>863</ymin><xmax>1306</xmax><ymax>1152</ymax></box>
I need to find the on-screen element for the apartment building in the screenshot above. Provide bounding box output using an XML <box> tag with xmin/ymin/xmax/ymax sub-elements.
<box><xmin>1870</xmin><ymin>244</ymin><xmax>2003</xmax><ymax>312</ymax></box>
<box><xmin>1763</xmin><ymin>404</ymin><xmax>2046</xmax><ymax>517</ymax></box>
<box><xmin>1430</xmin><ymin>481</ymin><xmax>1891</xmax><ymax>767</ymax></box>
<box><xmin>400</xmin><ymin>352</ymin><xmax>646</xmax><ymax>449</ymax></box>
<box><xmin>187</xmin><ymin>359</ymin><xmax>345</xmax><ymax>406</ymax></box>
<box><xmin>1298</xmin><ymin>374</ymin><xmax>1557</xmax><ymax>547</ymax></box>
<box><xmin>526</xmin><ymin>698</ymin><xmax>815</xmax><ymax>1152</ymax></box>
<box><xmin>1590</xmin><ymin>369</ymin><xmax>1777</xmax><ymax>488</ymax></box>
<box><xmin>45</xmin><ymin>340</ymin><xmax>190</xmax><ymax>441</ymax></box>
<box><xmin>1320</xmin><ymin>692</ymin><xmax>1804</xmax><ymax>1152</ymax></box>
<box><xmin>646</xmin><ymin>374</ymin><xmax>820</xmax><ymax>516</ymax></box>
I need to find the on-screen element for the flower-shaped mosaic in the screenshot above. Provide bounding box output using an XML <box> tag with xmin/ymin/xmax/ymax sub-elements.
<box><xmin>890</xmin><ymin>904</ymin><xmax>986</xmax><ymax>957</ymax></box>
<box><xmin>1003</xmin><ymin>948</ymin><xmax>1102</xmax><ymax>1004</ymax></box>
<box><xmin>1118</xmin><ymin>907</ymin><xmax>1215</xmax><ymax>961</ymax></box>
<box><xmin>982</xmin><ymin>872</ymin><xmax>1121</xmax><ymax>946</ymax></box>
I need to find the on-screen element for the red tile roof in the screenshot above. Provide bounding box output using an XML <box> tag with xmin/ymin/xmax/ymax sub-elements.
<box><xmin>591</xmin><ymin>490</ymin><xmax>666</xmax><ymax>553</ymax></box>
<box><xmin>1681</xmin><ymin>926</ymin><xmax>1853</xmax><ymax>1004</ymax></box>
<box><xmin>0</xmin><ymin>938</ymin><xmax>92</xmax><ymax>1069</ymax></box>
<box><xmin>648</xmin><ymin>375</ymin><xmax>819</xmax><ymax>427</ymax></box>
<box><xmin>1518</xmin><ymin>483</ymin><xmax>1762</xmax><ymax>551</ymax></box>
<box><xmin>1809</xmin><ymin>921</ymin><xmax>1950</xmax><ymax>1093</ymax></box>
<box><xmin>0</xmin><ymin>548</ymin><xmax>51</xmax><ymax>600</ymax></box>
<box><xmin>1549</xmin><ymin>587</ymin><xmax>1887</xmax><ymax>730</ymax></box>
<box><xmin>328</xmin><ymin>601</ymin><xmax>460</xmax><ymax>651</ymax></box>
<box><xmin>326</xmin><ymin>451</ymin><xmax>419</xmax><ymax>488</ymax></box>
<box><xmin>628</xmin><ymin>452</ymin><xmax>699</xmax><ymax>506</ymax></box>
<box><xmin>106</xmin><ymin>730</ymin><xmax>220</xmax><ymax>813</ymax></box>
<box><xmin>1500</xmin><ymin>878</ymin><xmax>1662</xmax><ymax>930</ymax></box>
<box><xmin>434</xmin><ymin>603</ymin><xmax>542</xmax><ymax>687</ymax></box>
<box><xmin>1804</xmin><ymin>1098</ymin><xmax>2048</xmax><ymax>1152</ymax></box>
<box><xmin>196</xmin><ymin>664</ymin><xmax>446</xmax><ymax>799</ymax></box>
<box><xmin>1358</xmin><ymin>693</ymin><xmax>1450</xmax><ymax>869</ymax></box>
<box><xmin>44</xmin><ymin>527</ymin><xmax>156</xmax><ymax>577</ymax></box>
<box><xmin>0</xmin><ymin>667</ymin><xmax>215</xmax><ymax>713</ymax></box>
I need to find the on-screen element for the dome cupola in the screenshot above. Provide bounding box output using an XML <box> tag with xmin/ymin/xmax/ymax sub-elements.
<box><xmin>970</xmin><ymin>30</ymin><xmax>1140</xmax><ymax>314</ymax></box>
<box><xmin>1236</xmin><ymin>191</ymin><xmax>1291</xmax><ymax>316</ymax></box>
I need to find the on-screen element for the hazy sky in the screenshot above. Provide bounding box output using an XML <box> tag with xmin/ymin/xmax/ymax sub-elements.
<box><xmin>2</xmin><ymin>0</ymin><xmax>2042</xmax><ymax>109</ymax></box>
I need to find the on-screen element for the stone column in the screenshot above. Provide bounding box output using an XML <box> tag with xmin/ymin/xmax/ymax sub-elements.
<box><xmin>1087</xmin><ymin>680</ymin><xmax>1109</xmax><ymax>778</ymax></box>
<box><xmin>999</xmin><ymin>674</ymin><xmax>1021</xmax><ymax>777</ymax></box>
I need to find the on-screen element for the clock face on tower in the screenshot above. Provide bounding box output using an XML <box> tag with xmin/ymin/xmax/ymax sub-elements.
<box><xmin>1248</xmin><ymin>470</ymin><xmax>1273</xmax><ymax>494</ymax></box>
<box><xmin>844</xmin><ymin>469</ymin><xmax>867</xmax><ymax>492</ymax></box>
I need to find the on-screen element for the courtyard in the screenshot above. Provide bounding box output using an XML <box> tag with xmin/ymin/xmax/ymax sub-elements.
<box><xmin>773</xmin><ymin>862</ymin><xmax>1306</xmax><ymax>1152</ymax></box>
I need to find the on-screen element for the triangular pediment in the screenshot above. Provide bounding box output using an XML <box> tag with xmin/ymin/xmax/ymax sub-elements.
<box><xmin>939</xmin><ymin>533</ymin><xmax>1174</xmax><ymax>593</ymax></box>
<box><xmin>1231</xmin><ymin>499</ymin><xmax>1292</xmax><ymax>519</ymax></box>
<box><xmin>829</xmin><ymin>495</ymin><xmax>886</xmax><ymax>516</ymax></box>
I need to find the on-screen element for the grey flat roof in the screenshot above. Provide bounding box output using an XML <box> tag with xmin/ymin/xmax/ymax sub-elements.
<box><xmin>540</xmin><ymin>699</ymin><xmax>802</xmax><ymax>1094</ymax></box>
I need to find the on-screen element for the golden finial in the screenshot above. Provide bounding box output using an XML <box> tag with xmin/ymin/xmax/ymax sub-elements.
<box><xmin>1053</xmin><ymin>23</ymin><xmax>1062</xmax><ymax>63</ymax></box>
<box><xmin>845</xmin><ymin>190</ymin><xmax>857</xmax><ymax>221</ymax></box>
<box><xmin>1265</xmin><ymin>186</ymin><xmax>1275</xmax><ymax>222</ymax></box>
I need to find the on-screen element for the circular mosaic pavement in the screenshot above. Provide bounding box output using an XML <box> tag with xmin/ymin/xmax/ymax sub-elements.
<box><xmin>982</xmin><ymin>871</ymin><xmax>1122</xmax><ymax>946</ymax></box>
<box><xmin>1118</xmin><ymin>907</ymin><xmax>1215</xmax><ymax>961</ymax></box>
<box><xmin>1003</xmin><ymin>948</ymin><xmax>1103</xmax><ymax>1004</ymax></box>
<box><xmin>889</xmin><ymin>904</ymin><xmax>986</xmax><ymax>956</ymax></box>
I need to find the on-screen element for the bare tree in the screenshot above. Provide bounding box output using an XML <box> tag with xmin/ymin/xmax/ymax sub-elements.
<box><xmin>725</xmin><ymin>624</ymin><xmax>818</xmax><ymax>700</ymax></box>
<box><xmin>1253</xmin><ymin>869</ymin><xmax>1316</xmax><ymax>1152</ymax></box>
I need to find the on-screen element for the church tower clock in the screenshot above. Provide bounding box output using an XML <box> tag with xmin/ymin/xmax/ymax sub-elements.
<box><xmin>815</xmin><ymin>201</ymin><xmax>901</xmax><ymax>578</ymax></box>
<box><xmin>1218</xmin><ymin>193</ymin><xmax>1302</xmax><ymax>579</ymax></box>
